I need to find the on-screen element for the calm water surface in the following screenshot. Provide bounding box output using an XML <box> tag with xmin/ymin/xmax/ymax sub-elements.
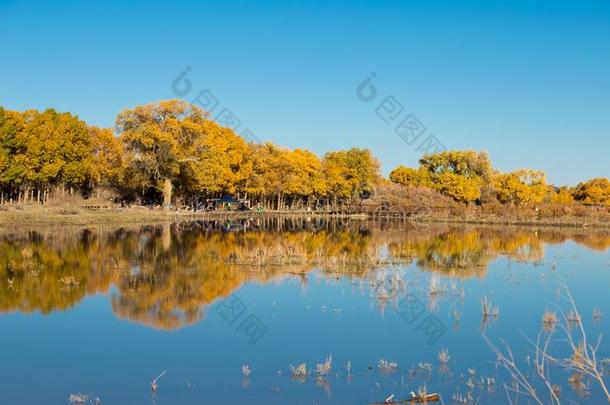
<box><xmin>0</xmin><ymin>219</ymin><xmax>609</xmax><ymax>404</ymax></box>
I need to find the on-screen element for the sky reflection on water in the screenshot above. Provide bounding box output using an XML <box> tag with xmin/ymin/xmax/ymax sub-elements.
<box><xmin>0</xmin><ymin>220</ymin><xmax>609</xmax><ymax>404</ymax></box>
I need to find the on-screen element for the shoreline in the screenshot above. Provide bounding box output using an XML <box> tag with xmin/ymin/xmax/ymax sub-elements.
<box><xmin>0</xmin><ymin>206</ymin><xmax>607</xmax><ymax>229</ymax></box>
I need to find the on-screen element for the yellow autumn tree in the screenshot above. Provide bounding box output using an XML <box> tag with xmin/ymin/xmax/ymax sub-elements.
<box><xmin>419</xmin><ymin>150</ymin><xmax>492</xmax><ymax>181</ymax></box>
<box><xmin>187</xmin><ymin>119</ymin><xmax>251</xmax><ymax>196</ymax></box>
<box><xmin>493</xmin><ymin>169</ymin><xmax>547</xmax><ymax>205</ymax></box>
<box><xmin>573</xmin><ymin>178</ymin><xmax>610</xmax><ymax>206</ymax></box>
<box><xmin>389</xmin><ymin>165</ymin><xmax>433</xmax><ymax>188</ymax></box>
<box><xmin>0</xmin><ymin>108</ymin><xmax>25</xmax><ymax>201</ymax></box>
<box><xmin>433</xmin><ymin>172</ymin><xmax>481</xmax><ymax>202</ymax></box>
<box><xmin>551</xmin><ymin>186</ymin><xmax>574</xmax><ymax>205</ymax></box>
<box><xmin>89</xmin><ymin>126</ymin><xmax>124</xmax><ymax>192</ymax></box>
<box><xmin>322</xmin><ymin>148</ymin><xmax>380</xmax><ymax>206</ymax></box>
<box><xmin>283</xmin><ymin>148</ymin><xmax>327</xmax><ymax>207</ymax></box>
<box><xmin>1</xmin><ymin>107</ymin><xmax>94</xmax><ymax>202</ymax></box>
<box><xmin>116</xmin><ymin>100</ymin><xmax>207</xmax><ymax>206</ymax></box>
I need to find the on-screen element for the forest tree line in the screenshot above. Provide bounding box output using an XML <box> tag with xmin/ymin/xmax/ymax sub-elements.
<box><xmin>0</xmin><ymin>99</ymin><xmax>609</xmax><ymax>209</ymax></box>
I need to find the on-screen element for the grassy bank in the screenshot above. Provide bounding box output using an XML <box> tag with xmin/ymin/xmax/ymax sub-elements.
<box><xmin>0</xmin><ymin>204</ymin><xmax>608</xmax><ymax>229</ymax></box>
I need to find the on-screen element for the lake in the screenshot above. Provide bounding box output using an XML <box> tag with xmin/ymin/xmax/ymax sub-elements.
<box><xmin>1</xmin><ymin>218</ymin><xmax>609</xmax><ymax>404</ymax></box>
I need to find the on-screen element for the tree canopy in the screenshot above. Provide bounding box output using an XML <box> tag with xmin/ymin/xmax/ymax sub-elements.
<box><xmin>573</xmin><ymin>178</ymin><xmax>610</xmax><ymax>206</ymax></box>
<box><xmin>0</xmin><ymin>102</ymin><xmax>606</xmax><ymax>210</ymax></box>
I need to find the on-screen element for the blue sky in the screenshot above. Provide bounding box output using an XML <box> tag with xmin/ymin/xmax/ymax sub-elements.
<box><xmin>1</xmin><ymin>0</ymin><xmax>608</xmax><ymax>185</ymax></box>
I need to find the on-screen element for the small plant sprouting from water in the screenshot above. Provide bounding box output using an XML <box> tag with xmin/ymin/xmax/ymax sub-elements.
<box><xmin>567</xmin><ymin>309</ymin><xmax>581</xmax><ymax>323</ymax></box>
<box><xmin>417</xmin><ymin>362</ymin><xmax>432</xmax><ymax>374</ymax></box>
<box><xmin>416</xmin><ymin>384</ymin><xmax>428</xmax><ymax>399</ymax></box>
<box><xmin>315</xmin><ymin>355</ymin><xmax>332</xmax><ymax>376</ymax></box>
<box><xmin>542</xmin><ymin>310</ymin><xmax>558</xmax><ymax>330</ymax></box>
<box><xmin>438</xmin><ymin>348</ymin><xmax>450</xmax><ymax>363</ymax></box>
<box><xmin>481</xmin><ymin>296</ymin><xmax>499</xmax><ymax>320</ymax></box>
<box><xmin>484</xmin><ymin>284</ymin><xmax>610</xmax><ymax>404</ymax></box>
<box><xmin>241</xmin><ymin>365</ymin><xmax>251</xmax><ymax>377</ymax></box>
<box><xmin>151</xmin><ymin>371</ymin><xmax>166</xmax><ymax>394</ymax></box>
<box><xmin>68</xmin><ymin>394</ymin><xmax>99</xmax><ymax>404</ymax></box>
<box><xmin>452</xmin><ymin>391</ymin><xmax>473</xmax><ymax>404</ymax></box>
<box><xmin>450</xmin><ymin>279</ymin><xmax>465</xmax><ymax>298</ymax></box>
<box><xmin>428</xmin><ymin>274</ymin><xmax>445</xmax><ymax>296</ymax></box>
<box><xmin>289</xmin><ymin>363</ymin><xmax>308</xmax><ymax>379</ymax></box>
<box><xmin>378</xmin><ymin>358</ymin><xmax>398</xmax><ymax>373</ymax></box>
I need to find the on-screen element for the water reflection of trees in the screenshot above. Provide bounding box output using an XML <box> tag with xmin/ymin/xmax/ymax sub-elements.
<box><xmin>0</xmin><ymin>220</ymin><xmax>609</xmax><ymax>329</ymax></box>
<box><xmin>388</xmin><ymin>228</ymin><xmax>546</xmax><ymax>277</ymax></box>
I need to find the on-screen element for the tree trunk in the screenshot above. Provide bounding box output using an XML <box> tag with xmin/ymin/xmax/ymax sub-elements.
<box><xmin>162</xmin><ymin>222</ymin><xmax>171</xmax><ymax>251</ymax></box>
<box><xmin>163</xmin><ymin>178</ymin><xmax>172</xmax><ymax>209</ymax></box>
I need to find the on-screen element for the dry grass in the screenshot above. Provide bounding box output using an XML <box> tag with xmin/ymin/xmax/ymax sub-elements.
<box><xmin>542</xmin><ymin>310</ymin><xmax>558</xmax><ymax>330</ymax></box>
<box><xmin>438</xmin><ymin>348</ymin><xmax>450</xmax><ymax>363</ymax></box>
<box><xmin>378</xmin><ymin>358</ymin><xmax>398</xmax><ymax>373</ymax></box>
<box><xmin>2</xmin><ymin>199</ymin><xmax>610</xmax><ymax>230</ymax></box>
<box><xmin>241</xmin><ymin>365</ymin><xmax>251</xmax><ymax>377</ymax></box>
<box><xmin>315</xmin><ymin>355</ymin><xmax>332</xmax><ymax>376</ymax></box>
<box><xmin>289</xmin><ymin>363</ymin><xmax>308</xmax><ymax>378</ymax></box>
<box><xmin>483</xmin><ymin>284</ymin><xmax>610</xmax><ymax>404</ymax></box>
<box><xmin>481</xmin><ymin>296</ymin><xmax>499</xmax><ymax>320</ymax></box>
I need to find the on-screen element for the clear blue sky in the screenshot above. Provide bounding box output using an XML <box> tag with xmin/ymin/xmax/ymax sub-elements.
<box><xmin>1</xmin><ymin>0</ymin><xmax>608</xmax><ymax>185</ymax></box>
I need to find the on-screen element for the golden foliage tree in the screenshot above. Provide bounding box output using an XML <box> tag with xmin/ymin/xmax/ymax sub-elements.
<box><xmin>0</xmin><ymin>107</ymin><xmax>91</xmax><ymax>202</ymax></box>
<box><xmin>89</xmin><ymin>126</ymin><xmax>124</xmax><ymax>191</ymax></box>
<box><xmin>116</xmin><ymin>100</ymin><xmax>206</xmax><ymax>206</ymax></box>
<box><xmin>573</xmin><ymin>178</ymin><xmax>610</xmax><ymax>206</ymax></box>
<box><xmin>322</xmin><ymin>148</ymin><xmax>380</xmax><ymax>206</ymax></box>
<box><xmin>493</xmin><ymin>169</ymin><xmax>547</xmax><ymax>205</ymax></box>
<box><xmin>390</xmin><ymin>150</ymin><xmax>490</xmax><ymax>203</ymax></box>
<box><xmin>551</xmin><ymin>186</ymin><xmax>574</xmax><ymax>205</ymax></box>
<box><xmin>389</xmin><ymin>165</ymin><xmax>433</xmax><ymax>188</ymax></box>
<box><xmin>419</xmin><ymin>150</ymin><xmax>492</xmax><ymax>181</ymax></box>
<box><xmin>187</xmin><ymin>119</ymin><xmax>251</xmax><ymax>196</ymax></box>
<box><xmin>433</xmin><ymin>172</ymin><xmax>481</xmax><ymax>202</ymax></box>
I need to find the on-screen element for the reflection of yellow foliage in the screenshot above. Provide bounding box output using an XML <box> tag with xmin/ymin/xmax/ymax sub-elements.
<box><xmin>388</xmin><ymin>228</ymin><xmax>545</xmax><ymax>277</ymax></box>
<box><xmin>1</xmin><ymin>222</ymin><xmax>609</xmax><ymax>329</ymax></box>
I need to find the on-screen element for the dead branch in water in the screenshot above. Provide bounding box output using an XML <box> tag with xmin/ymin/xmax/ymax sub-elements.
<box><xmin>368</xmin><ymin>393</ymin><xmax>440</xmax><ymax>404</ymax></box>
